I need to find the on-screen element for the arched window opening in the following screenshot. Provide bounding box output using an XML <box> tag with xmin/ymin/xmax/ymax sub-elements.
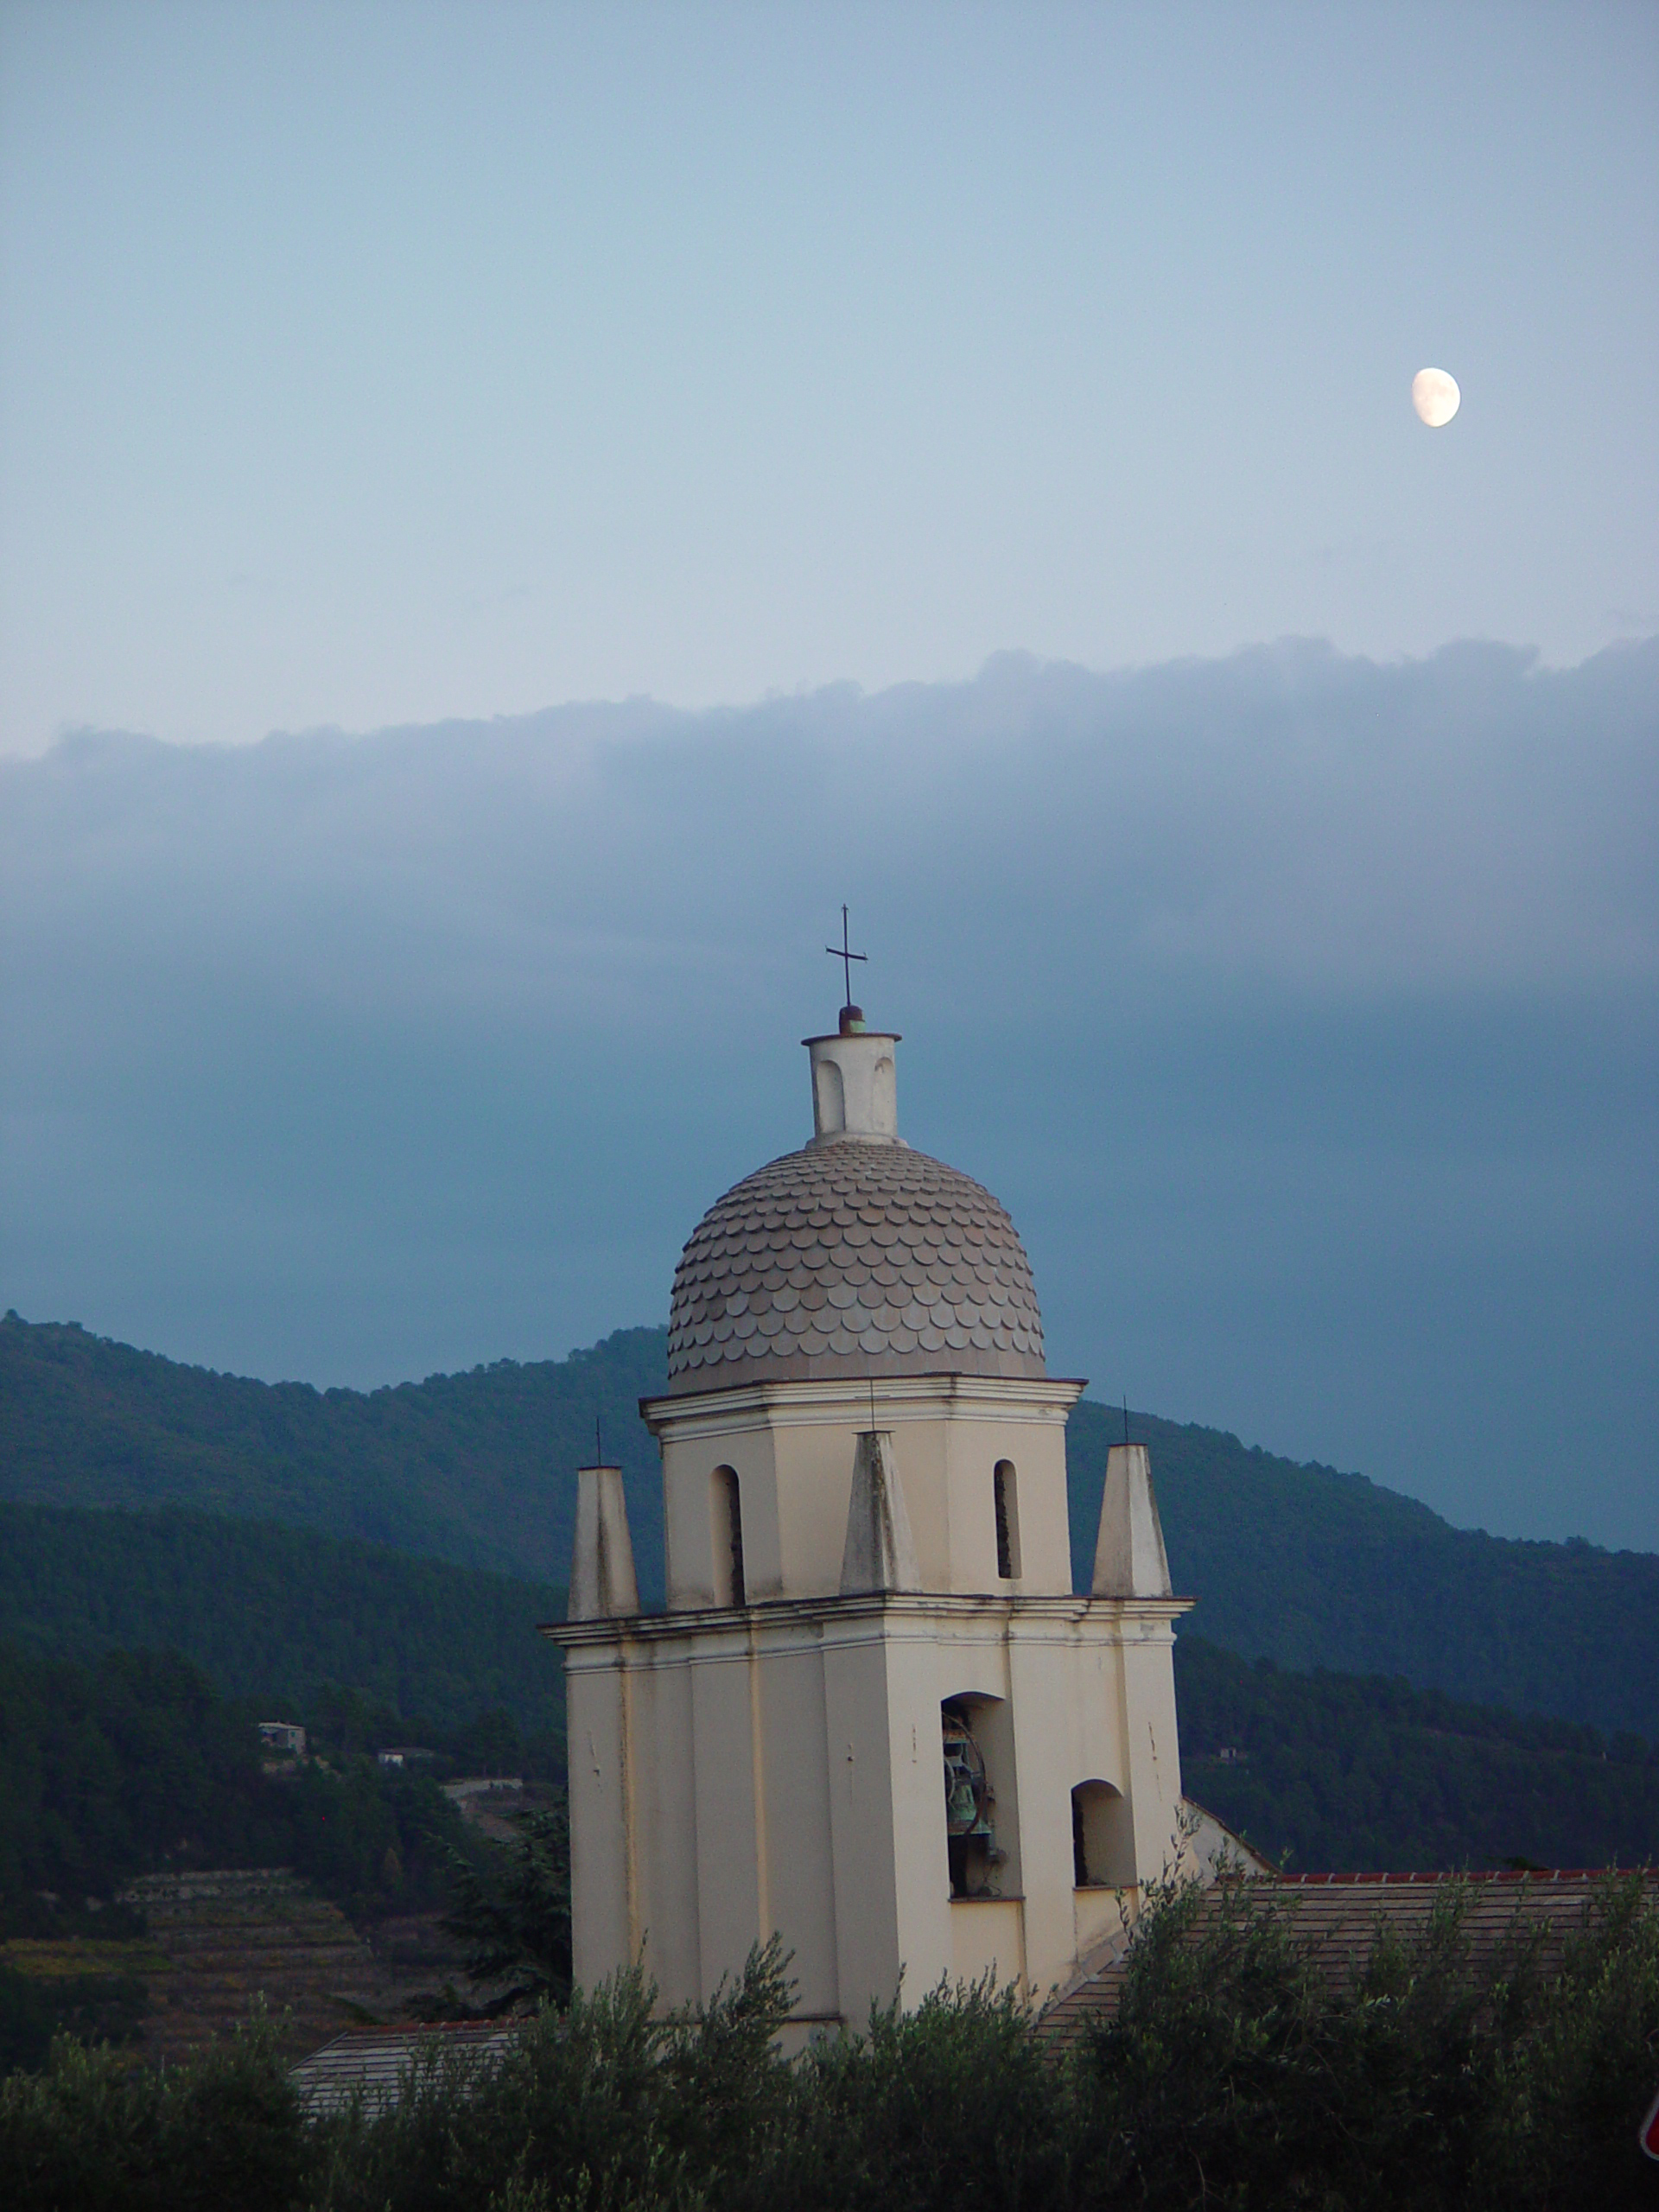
<box><xmin>993</xmin><ymin>1461</ymin><xmax>1021</xmax><ymax>1580</ymax></box>
<box><xmin>942</xmin><ymin>1698</ymin><xmax>1008</xmax><ymax>1897</ymax></box>
<box><xmin>1071</xmin><ymin>1780</ymin><xmax>1135</xmax><ymax>1889</ymax></box>
<box><xmin>811</xmin><ymin>1057</ymin><xmax>846</xmax><ymax>1139</ymax></box>
<box><xmin>711</xmin><ymin>1466</ymin><xmax>746</xmax><ymax>1607</ymax></box>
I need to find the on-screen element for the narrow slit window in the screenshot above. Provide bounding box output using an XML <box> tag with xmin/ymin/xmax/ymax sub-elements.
<box><xmin>713</xmin><ymin>1465</ymin><xmax>746</xmax><ymax>1607</ymax></box>
<box><xmin>993</xmin><ymin>1461</ymin><xmax>1020</xmax><ymax>1580</ymax></box>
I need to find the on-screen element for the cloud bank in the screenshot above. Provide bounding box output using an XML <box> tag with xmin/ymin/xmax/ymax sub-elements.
<box><xmin>3</xmin><ymin>639</ymin><xmax>1655</xmax><ymax>1549</ymax></box>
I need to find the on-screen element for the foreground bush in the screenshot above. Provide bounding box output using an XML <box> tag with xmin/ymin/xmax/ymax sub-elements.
<box><xmin>3</xmin><ymin>1877</ymin><xmax>1656</xmax><ymax>2209</ymax></box>
<box><xmin>1075</xmin><ymin>1870</ymin><xmax>1659</xmax><ymax>2209</ymax></box>
<box><xmin>0</xmin><ymin>2010</ymin><xmax>304</xmax><ymax>2212</ymax></box>
<box><xmin>313</xmin><ymin>1942</ymin><xmax>795</xmax><ymax>2212</ymax></box>
<box><xmin>756</xmin><ymin>1975</ymin><xmax>1068</xmax><ymax>2212</ymax></box>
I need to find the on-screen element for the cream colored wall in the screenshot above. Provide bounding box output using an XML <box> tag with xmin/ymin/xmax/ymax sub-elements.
<box><xmin>648</xmin><ymin>1376</ymin><xmax>1083</xmax><ymax>1610</ymax></box>
<box><xmin>821</xmin><ymin>1620</ymin><xmax>906</xmax><ymax>2012</ymax></box>
<box><xmin>1119</xmin><ymin>1624</ymin><xmax>1186</xmax><ymax>1879</ymax></box>
<box><xmin>689</xmin><ymin>1638</ymin><xmax>763</xmax><ymax>2005</ymax></box>
<box><xmin>555</xmin><ymin>1591</ymin><xmax>1187</xmax><ymax>2026</ymax></box>
<box><xmin>804</xmin><ymin>1030</ymin><xmax>899</xmax><ymax>1143</ymax></box>
<box><xmin>664</xmin><ymin>1422</ymin><xmax>782</xmax><ymax>1608</ymax></box>
<box><xmin>941</xmin><ymin>1421</ymin><xmax>1071</xmax><ymax>1594</ymax></box>
<box><xmin>952</xmin><ymin>1898</ymin><xmax>1025</xmax><ymax>1987</ymax></box>
<box><xmin>1072</xmin><ymin>1884</ymin><xmax>1133</xmax><ymax>1961</ymax></box>
<box><xmin>756</xmin><ymin>1645</ymin><xmax>841</xmax><ymax>2018</ymax></box>
<box><xmin>565</xmin><ymin>1658</ymin><xmax>635</xmax><ymax>1993</ymax></box>
<box><xmin>1006</xmin><ymin>1630</ymin><xmax>1089</xmax><ymax>1994</ymax></box>
<box><xmin>629</xmin><ymin>1658</ymin><xmax>700</xmax><ymax>2001</ymax></box>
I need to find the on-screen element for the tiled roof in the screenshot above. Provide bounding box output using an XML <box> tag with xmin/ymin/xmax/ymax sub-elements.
<box><xmin>665</xmin><ymin>1142</ymin><xmax>1046</xmax><ymax>1394</ymax></box>
<box><xmin>1044</xmin><ymin>1867</ymin><xmax>1659</xmax><ymax>2046</ymax></box>
<box><xmin>290</xmin><ymin>2022</ymin><xmax>518</xmax><ymax>2113</ymax></box>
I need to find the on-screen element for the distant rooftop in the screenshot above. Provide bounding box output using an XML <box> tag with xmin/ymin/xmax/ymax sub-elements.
<box><xmin>290</xmin><ymin>2022</ymin><xmax>518</xmax><ymax>2114</ymax></box>
<box><xmin>1045</xmin><ymin>1867</ymin><xmax>1659</xmax><ymax>2045</ymax></box>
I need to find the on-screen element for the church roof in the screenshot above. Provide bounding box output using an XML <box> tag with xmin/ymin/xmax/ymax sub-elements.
<box><xmin>1042</xmin><ymin>1866</ymin><xmax>1659</xmax><ymax>2044</ymax></box>
<box><xmin>664</xmin><ymin>1138</ymin><xmax>1046</xmax><ymax>1395</ymax></box>
<box><xmin>290</xmin><ymin>2023</ymin><xmax>518</xmax><ymax>2114</ymax></box>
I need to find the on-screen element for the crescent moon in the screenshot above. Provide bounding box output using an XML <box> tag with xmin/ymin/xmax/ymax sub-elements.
<box><xmin>1412</xmin><ymin>367</ymin><xmax>1460</xmax><ymax>428</ymax></box>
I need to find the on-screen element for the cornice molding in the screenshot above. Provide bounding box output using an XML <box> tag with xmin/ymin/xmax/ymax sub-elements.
<box><xmin>545</xmin><ymin>1586</ymin><xmax>1192</xmax><ymax>1654</ymax></box>
<box><xmin>640</xmin><ymin>1369</ymin><xmax>1087</xmax><ymax>1440</ymax></box>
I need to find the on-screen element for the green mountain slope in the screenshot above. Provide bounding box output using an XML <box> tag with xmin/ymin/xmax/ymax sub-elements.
<box><xmin>1065</xmin><ymin>1402</ymin><xmax>1659</xmax><ymax>1739</ymax></box>
<box><xmin>0</xmin><ymin>1311</ymin><xmax>664</xmax><ymax>1593</ymax></box>
<box><xmin>0</xmin><ymin>1501</ymin><xmax>565</xmax><ymax>1738</ymax></box>
<box><xmin>5</xmin><ymin>1311</ymin><xmax>1656</xmax><ymax>1738</ymax></box>
<box><xmin>1174</xmin><ymin>1637</ymin><xmax>1659</xmax><ymax>1874</ymax></box>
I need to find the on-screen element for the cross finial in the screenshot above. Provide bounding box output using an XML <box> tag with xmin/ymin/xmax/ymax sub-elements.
<box><xmin>825</xmin><ymin>904</ymin><xmax>868</xmax><ymax>1012</ymax></box>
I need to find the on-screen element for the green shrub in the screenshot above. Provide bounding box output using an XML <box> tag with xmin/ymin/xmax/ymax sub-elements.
<box><xmin>0</xmin><ymin>2010</ymin><xmax>303</xmax><ymax>2212</ymax></box>
<box><xmin>311</xmin><ymin>1944</ymin><xmax>794</xmax><ymax>2212</ymax></box>
<box><xmin>1074</xmin><ymin>1870</ymin><xmax>1659</xmax><ymax>2210</ymax></box>
<box><xmin>3</xmin><ymin>1879</ymin><xmax>1656</xmax><ymax>2210</ymax></box>
<box><xmin>760</xmin><ymin>1975</ymin><xmax>1067</xmax><ymax>2212</ymax></box>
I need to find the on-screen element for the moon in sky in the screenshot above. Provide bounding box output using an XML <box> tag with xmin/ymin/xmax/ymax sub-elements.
<box><xmin>1412</xmin><ymin>367</ymin><xmax>1460</xmax><ymax>428</ymax></box>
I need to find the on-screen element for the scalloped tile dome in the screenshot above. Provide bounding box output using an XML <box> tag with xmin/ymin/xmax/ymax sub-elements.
<box><xmin>664</xmin><ymin>1141</ymin><xmax>1046</xmax><ymax>1395</ymax></box>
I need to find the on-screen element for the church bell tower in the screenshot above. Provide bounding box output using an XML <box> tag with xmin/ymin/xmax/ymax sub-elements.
<box><xmin>547</xmin><ymin>1001</ymin><xmax>1190</xmax><ymax>2028</ymax></box>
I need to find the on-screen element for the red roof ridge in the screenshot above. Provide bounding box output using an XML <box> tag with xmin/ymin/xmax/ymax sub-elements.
<box><xmin>1277</xmin><ymin>1867</ymin><xmax>1648</xmax><ymax>1886</ymax></box>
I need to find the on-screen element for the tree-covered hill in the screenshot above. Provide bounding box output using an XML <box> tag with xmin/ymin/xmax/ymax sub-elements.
<box><xmin>3</xmin><ymin>1628</ymin><xmax>1655</xmax><ymax>1982</ymax></box>
<box><xmin>0</xmin><ymin>1502</ymin><xmax>565</xmax><ymax>1739</ymax></box>
<box><xmin>5</xmin><ymin>1310</ymin><xmax>1657</xmax><ymax>1738</ymax></box>
<box><xmin>0</xmin><ymin>1311</ymin><xmax>664</xmax><ymax>1592</ymax></box>
<box><xmin>5</xmin><ymin>1496</ymin><xmax>1658</xmax><ymax>1880</ymax></box>
<box><xmin>1065</xmin><ymin>1401</ymin><xmax>1659</xmax><ymax>1740</ymax></box>
<box><xmin>0</xmin><ymin>1643</ymin><xmax>477</xmax><ymax>1935</ymax></box>
<box><xmin>1174</xmin><ymin>1637</ymin><xmax>1659</xmax><ymax>1875</ymax></box>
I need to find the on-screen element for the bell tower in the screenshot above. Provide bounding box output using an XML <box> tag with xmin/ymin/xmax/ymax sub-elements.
<box><xmin>547</xmin><ymin>1006</ymin><xmax>1191</xmax><ymax>2029</ymax></box>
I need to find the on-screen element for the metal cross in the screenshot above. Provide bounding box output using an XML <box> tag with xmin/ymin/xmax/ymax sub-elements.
<box><xmin>825</xmin><ymin>905</ymin><xmax>868</xmax><ymax>1009</ymax></box>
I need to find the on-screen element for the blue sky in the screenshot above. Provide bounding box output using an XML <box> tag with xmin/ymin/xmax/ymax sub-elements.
<box><xmin>2</xmin><ymin>2</ymin><xmax>1654</xmax><ymax>749</ymax></box>
<box><xmin>1</xmin><ymin>5</ymin><xmax>1655</xmax><ymax>1553</ymax></box>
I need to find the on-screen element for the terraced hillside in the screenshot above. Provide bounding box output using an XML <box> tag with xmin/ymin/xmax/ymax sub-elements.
<box><xmin>117</xmin><ymin>1870</ymin><xmax>391</xmax><ymax>2064</ymax></box>
<box><xmin>3</xmin><ymin>1870</ymin><xmax>467</xmax><ymax>2069</ymax></box>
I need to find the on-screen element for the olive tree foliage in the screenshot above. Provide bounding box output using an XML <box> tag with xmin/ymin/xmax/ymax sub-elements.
<box><xmin>3</xmin><ymin>1878</ymin><xmax>1657</xmax><ymax>2210</ymax></box>
<box><xmin>0</xmin><ymin>2005</ymin><xmax>305</xmax><ymax>2212</ymax></box>
<box><xmin>754</xmin><ymin>1975</ymin><xmax>1069</xmax><ymax>2212</ymax></box>
<box><xmin>1073</xmin><ymin>1868</ymin><xmax>1659</xmax><ymax>2211</ymax></box>
<box><xmin>312</xmin><ymin>1939</ymin><xmax>797</xmax><ymax>2212</ymax></box>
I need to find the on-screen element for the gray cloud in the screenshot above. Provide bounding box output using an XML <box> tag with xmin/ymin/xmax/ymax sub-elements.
<box><xmin>3</xmin><ymin>639</ymin><xmax>1655</xmax><ymax>1550</ymax></box>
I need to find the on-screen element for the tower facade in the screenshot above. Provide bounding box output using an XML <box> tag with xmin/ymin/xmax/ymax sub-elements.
<box><xmin>548</xmin><ymin>1013</ymin><xmax>1190</xmax><ymax>2027</ymax></box>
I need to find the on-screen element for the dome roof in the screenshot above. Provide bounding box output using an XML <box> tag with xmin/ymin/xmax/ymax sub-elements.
<box><xmin>664</xmin><ymin>1140</ymin><xmax>1046</xmax><ymax>1395</ymax></box>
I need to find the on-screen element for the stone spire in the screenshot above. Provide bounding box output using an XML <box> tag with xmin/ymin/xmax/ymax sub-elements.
<box><xmin>1091</xmin><ymin>1443</ymin><xmax>1173</xmax><ymax>1599</ymax></box>
<box><xmin>568</xmin><ymin>1464</ymin><xmax>639</xmax><ymax>1620</ymax></box>
<box><xmin>840</xmin><ymin>1429</ymin><xmax>919</xmax><ymax>1593</ymax></box>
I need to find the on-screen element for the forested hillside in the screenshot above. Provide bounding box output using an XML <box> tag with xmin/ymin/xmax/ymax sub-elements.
<box><xmin>1175</xmin><ymin>1638</ymin><xmax>1659</xmax><ymax>1875</ymax></box>
<box><xmin>5</xmin><ymin>1311</ymin><xmax>1657</xmax><ymax>1737</ymax></box>
<box><xmin>0</xmin><ymin>1311</ymin><xmax>664</xmax><ymax>1591</ymax></box>
<box><xmin>0</xmin><ymin>1503</ymin><xmax>565</xmax><ymax>1738</ymax></box>
<box><xmin>0</xmin><ymin>1644</ymin><xmax>478</xmax><ymax>1936</ymax></box>
<box><xmin>1065</xmin><ymin>1402</ymin><xmax>1659</xmax><ymax>1738</ymax></box>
